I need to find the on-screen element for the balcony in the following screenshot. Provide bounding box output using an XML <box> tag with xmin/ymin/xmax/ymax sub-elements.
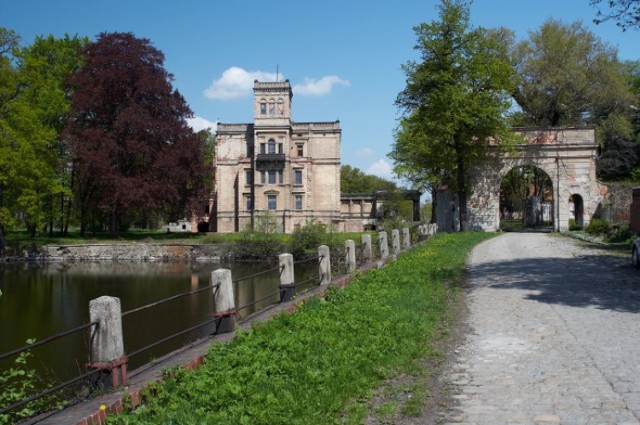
<box><xmin>256</xmin><ymin>153</ymin><xmax>285</xmax><ymax>170</ymax></box>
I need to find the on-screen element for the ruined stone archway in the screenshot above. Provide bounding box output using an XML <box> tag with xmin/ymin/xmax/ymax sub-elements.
<box><xmin>466</xmin><ymin>127</ymin><xmax>605</xmax><ymax>232</ymax></box>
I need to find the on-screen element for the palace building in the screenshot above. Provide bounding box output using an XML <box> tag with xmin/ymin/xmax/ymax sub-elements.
<box><xmin>211</xmin><ymin>80</ymin><xmax>342</xmax><ymax>233</ymax></box>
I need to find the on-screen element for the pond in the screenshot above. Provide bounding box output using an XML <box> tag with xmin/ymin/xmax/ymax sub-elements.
<box><xmin>0</xmin><ymin>260</ymin><xmax>317</xmax><ymax>388</ymax></box>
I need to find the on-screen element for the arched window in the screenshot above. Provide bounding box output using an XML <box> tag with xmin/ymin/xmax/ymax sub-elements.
<box><xmin>268</xmin><ymin>99</ymin><xmax>275</xmax><ymax>116</ymax></box>
<box><xmin>277</xmin><ymin>98</ymin><xmax>284</xmax><ymax>115</ymax></box>
<box><xmin>260</xmin><ymin>99</ymin><xmax>267</xmax><ymax>115</ymax></box>
<box><xmin>268</xmin><ymin>139</ymin><xmax>276</xmax><ymax>154</ymax></box>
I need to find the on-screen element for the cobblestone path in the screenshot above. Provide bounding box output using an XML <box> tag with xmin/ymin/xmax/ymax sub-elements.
<box><xmin>442</xmin><ymin>233</ymin><xmax>640</xmax><ymax>425</ymax></box>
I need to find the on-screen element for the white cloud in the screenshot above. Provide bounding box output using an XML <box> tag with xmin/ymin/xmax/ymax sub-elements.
<box><xmin>187</xmin><ymin>116</ymin><xmax>217</xmax><ymax>133</ymax></box>
<box><xmin>293</xmin><ymin>76</ymin><xmax>350</xmax><ymax>96</ymax></box>
<box><xmin>356</xmin><ymin>147</ymin><xmax>374</xmax><ymax>158</ymax></box>
<box><xmin>366</xmin><ymin>159</ymin><xmax>395</xmax><ymax>181</ymax></box>
<box><xmin>204</xmin><ymin>67</ymin><xmax>281</xmax><ymax>100</ymax></box>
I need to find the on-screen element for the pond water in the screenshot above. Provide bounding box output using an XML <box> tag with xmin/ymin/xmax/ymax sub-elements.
<box><xmin>0</xmin><ymin>260</ymin><xmax>316</xmax><ymax>387</ymax></box>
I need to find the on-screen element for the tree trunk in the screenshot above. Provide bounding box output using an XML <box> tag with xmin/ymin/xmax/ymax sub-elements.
<box><xmin>49</xmin><ymin>194</ymin><xmax>54</xmax><ymax>238</ymax></box>
<box><xmin>456</xmin><ymin>145</ymin><xmax>469</xmax><ymax>231</ymax></box>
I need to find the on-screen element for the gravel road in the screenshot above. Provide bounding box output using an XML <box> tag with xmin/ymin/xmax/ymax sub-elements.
<box><xmin>441</xmin><ymin>232</ymin><xmax>640</xmax><ymax>425</ymax></box>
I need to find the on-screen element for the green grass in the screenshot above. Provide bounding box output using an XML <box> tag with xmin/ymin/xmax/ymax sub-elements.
<box><xmin>109</xmin><ymin>232</ymin><xmax>496</xmax><ymax>425</ymax></box>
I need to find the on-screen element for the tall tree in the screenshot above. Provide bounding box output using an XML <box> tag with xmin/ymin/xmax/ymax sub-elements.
<box><xmin>590</xmin><ymin>0</ymin><xmax>640</xmax><ymax>30</ymax></box>
<box><xmin>511</xmin><ymin>19</ymin><xmax>634</xmax><ymax>127</ymax></box>
<box><xmin>0</xmin><ymin>29</ymin><xmax>86</xmax><ymax>237</ymax></box>
<box><xmin>392</xmin><ymin>0</ymin><xmax>516</xmax><ymax>230</ymax></box>
<box><xmin>16</xmin><ymin>34</ymin><xmax>88</xmax><ymax>236</ymax></box>
<box><xmin>64</xmin><ymin>32</ymin><xmax>211</xmax><ymax>235</ymax></box>
<box><xmin>0</xmin><ymin>28</ymin><xmax>20</xmax><ymax>244</ymax></box>
<box><xmin>511</xmin><ymin>20</ymin><xmax>639</xmax><ymax>180</ymax></box>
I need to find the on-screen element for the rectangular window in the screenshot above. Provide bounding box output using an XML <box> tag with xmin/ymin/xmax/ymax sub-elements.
<box><xmin>294</xmin><ymin>195</ymin><xmax>303</xmax><ymax>210</ymax></box>
<box><xmin>278</xmin><ymin>143</ymin><xmax>283</xmax><ymax>154</ymax></box>
<box><xmin>268</xmin><ymin>170</ymin><xmax>276</xmax><ymax>184</ymax></box>
<box><xmin>297</xmin><ymin>145</ymin><xmax>303</xmax><ymax>157</ymax></box>
<box><xmin>245</xmin><ymin>169</ymin><xmax>253</xmax><ymax>185</ymax></box>
<box><xmin>278</xmin><ymin>171</ymin><xmax>283</xmax><ymax>184</ymax></box>
<box><xmin>260</xmin><ymin>143</ymin><xmax>266</xmax><ymax>154</ymax></box>
<box><xmin>294</xmin><ymin>169</ymin><xmax>303</xmax><ymax>185</ymax></box>
<box><xmin>245</xmin><ymin>195</ymin><xmax>253</xmax><ymax>211</ymax></box>
<box><xmin>260</xmin><ymin>171</ymin><xmax>265</xmax><ymax>184</ymax></box>
<box><xmin>267</xmin><ymin>195</ymin><xmax>277</xmax><ymax>210</ymax></box>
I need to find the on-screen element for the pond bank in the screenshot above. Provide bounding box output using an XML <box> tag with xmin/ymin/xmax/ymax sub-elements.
<box><xmin>1</xmin><ymin>243</ymin><xmax>236</xmax><ymax>262</ymax></box>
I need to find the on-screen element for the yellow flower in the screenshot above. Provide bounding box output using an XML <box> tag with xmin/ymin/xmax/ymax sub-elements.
<box><xmin>100</xmin><ymin>404</ymin><xmax>107</xmax><ymax>411</ymax></box>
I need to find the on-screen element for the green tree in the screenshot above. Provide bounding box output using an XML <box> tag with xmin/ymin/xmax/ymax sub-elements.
<box><xmin>340</xmin><ymin>165</ymin><xmax>398</xmax><ymax>193</ymax></box>
<box><xmin>511</xmin><ymin>20</ymin><xmax>639</xmax><ymax>180</ymax></box>
<box><xmin>16</xmin><ymin>34</ymin><xmax>88</xmax><ymax>236</ymax></box>
<box><xmin>512</xmin><ymin>19</ymin><xmax>634</xmax><ymax>127</ymax></box>
<box><xmin>590</xmin><ymin>0</ymin><xmax>640</xmax><ymax>30</ymax></box>
<box><xmin>392</xmin><ymin>0</ymin><xmax>517</xmax><ymax>231</ymax></box>
<box><xmin>0</xmin><ymin>29</ymin><xmax>86</xmax><ymax>238</ymax></box>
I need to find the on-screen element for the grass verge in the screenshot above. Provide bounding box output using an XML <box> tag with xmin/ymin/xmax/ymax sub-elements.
<box><xmin>109</xmin><ymin>232</ymin><xmax>496</xmax><ymax>425</ymax></box>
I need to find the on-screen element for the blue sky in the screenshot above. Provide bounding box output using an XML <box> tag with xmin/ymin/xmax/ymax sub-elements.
<box><xmin>3</xmin><ymin>0</ymin><xmax>639</xmax><ymax>186</ymax></box>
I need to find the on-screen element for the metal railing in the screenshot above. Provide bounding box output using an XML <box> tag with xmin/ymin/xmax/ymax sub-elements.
<box><xmin>0</xmin><ymin>226</ymin><xmax>437</xmax><ymax>420</ymax></box>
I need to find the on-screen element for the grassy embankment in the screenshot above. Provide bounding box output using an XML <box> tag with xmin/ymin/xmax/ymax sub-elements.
<box><xmin>110</xmin><ymin>231</ymin><xmax>495</xmax><ymax>425</ymax></box>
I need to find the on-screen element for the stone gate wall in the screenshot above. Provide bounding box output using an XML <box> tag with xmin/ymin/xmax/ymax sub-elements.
<box><xmin>465</xmin><ymin>127</ymin><xmax>605</xmax><ymax>232</ymax></box>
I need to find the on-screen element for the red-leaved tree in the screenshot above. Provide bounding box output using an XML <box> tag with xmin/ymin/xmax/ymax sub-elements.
<box><xmin>64</xmin><ymin>32</ymin><xmax>211</xmax><ymax>235</ymax></box>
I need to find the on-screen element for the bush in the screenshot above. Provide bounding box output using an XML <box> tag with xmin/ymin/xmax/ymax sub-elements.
<box><xmin>585</xmin><ymin>218</ymin><xmax>610</xmax><ymax>235</ymax></box>
<box><xmin>568</xmin><ymin>219</ymin><xmax>582</xmax><ymax>231</ymax></box>
<box><xmin>289</xmin><ymin>220</ymin><xmax>329</xmax><ymax>258</ymax></box>
<box><xmin>605</xmin><ymin>222</ymin><xmax>633</xmax><ymax>244</ymax></box>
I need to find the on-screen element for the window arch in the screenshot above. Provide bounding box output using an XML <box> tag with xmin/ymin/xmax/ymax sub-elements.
<box><xmin>260</xmin><ymin>98</ymin><xmax>267</xmax><ymax>115</ymax></box>
<box><xmin>268</xmin><ymin>98</ymin><xmax>275</xmax><ymax>116</ymax></box>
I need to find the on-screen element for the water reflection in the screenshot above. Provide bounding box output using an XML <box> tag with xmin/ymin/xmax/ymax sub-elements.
<box><xmin>0</xmin><ymin>260</ymin><xmax>315</xmax><ymax>387</ymax></box>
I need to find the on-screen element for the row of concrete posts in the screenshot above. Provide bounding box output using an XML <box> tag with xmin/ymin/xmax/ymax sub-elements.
<box><xmin>87</xmin><ymin>225</ymin><xmax>438</xmax><ymax>389</ymax></box>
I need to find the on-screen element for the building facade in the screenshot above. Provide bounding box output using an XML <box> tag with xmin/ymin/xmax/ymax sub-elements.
<box><xmin>212</xmin><ymin>80</ymin><xmax>341</xmax><ymax>233</ymax></box>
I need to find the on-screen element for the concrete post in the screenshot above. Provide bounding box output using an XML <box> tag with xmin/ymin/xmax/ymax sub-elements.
<box><xmin>361</xmin><ymin>234</ymin><xmax>372</xmax><ymax>263</ymax></box>
<box><xmin>213</xmin><ymin>269</ymin><xmax>236</xmax><ymax>333</ymax></box>
<box><xmin>378</xmin><ymin>231</ymin><xmax>389</xmax><ymax>259</ymax></box>
<box><xmin>392</xmin><ymin>229</ymin><xmax>400</xmax><ymax>257</ymax></box>
<box><xmin>318</xmin><ymin>245</ymin><xmax>331</xmax><ymax>285</ymax></box>
<box><xmin>89</xmin><ymin>296</ymin><xmax>127</xmax><ymax>388</ymax></box>
<box><xmin>402</xmin><ymin>228</ymin><xmax>410</xmax><ymax>250</ymax></box>
<box><xmin>345</xmin><ymin>239</ymin><xmax>356</xmax><ymax>274</ymax></box>
<box><xmin>279</xmin><ymin>253</ymin><xmax>295</xmax><ymax>302</ymax></box>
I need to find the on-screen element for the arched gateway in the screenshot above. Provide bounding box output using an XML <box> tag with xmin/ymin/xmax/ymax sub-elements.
<box><xmin>467</xmin><ymin>127</ymin><xmax>606</xmax><ymax>232</ymax></box>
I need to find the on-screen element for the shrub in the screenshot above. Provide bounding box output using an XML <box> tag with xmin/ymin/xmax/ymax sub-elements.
<box><xmin>289</xmin><ymin>220</ymin><xmax>329</xmax><ymax>258</ymax></box>
<box><xmin>568</xmin><ymin>219</ymin><xmax>582</xmax><ymax>231</ymax></box>
<box><xmin>605</xmin><ymin>222</ymin><xmax>633</xmax><ymax>243</ymax></box>
<box><xmin>585</xmin><ymin>218</ymin><xmax>610</xmax><ymax>235</ymax></box>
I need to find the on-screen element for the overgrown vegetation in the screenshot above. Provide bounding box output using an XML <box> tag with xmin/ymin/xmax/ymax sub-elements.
<box><xmin>109</xmin><ymin>232</ymin><xmax>495</xmax><ymax>424</ymax></box>
<box><xmin>0</xmin><ymin>340</ymin><xmax>66</xmax><ymax>424</ymax></box>
<box><xmin>565</xmin><ymin>217</ymin><xmax>634</xmax><ymax>249</ymax></box>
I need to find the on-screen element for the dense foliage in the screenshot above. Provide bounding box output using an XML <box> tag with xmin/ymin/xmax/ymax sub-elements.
<box><xmin>110</xmin><ymin>232</ymin><xmax>495</xmax><ymax>424</ymax></box>
<box><xmin>0</xmin><ymin>29</ymin><xmax>87</xmax><ymax>239</ymax></box>
<box><xmin>340</xmin><ymin>165</ymin><xmax>398</xmax><ymax>194</ymax></box>
<box><xmin>392</xmin><ymin>0</ymin><xmax>517</xmax><ymax>230</ymax></box>
<box><xmin>509</xmin><ymin>20</ymin><xmax>640</xmax><ymax>181</ymax></box>
<box><xmin>64</xmin><ymin>32</ymin><xmax>211</xmax><ymax>235</ymax></box>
